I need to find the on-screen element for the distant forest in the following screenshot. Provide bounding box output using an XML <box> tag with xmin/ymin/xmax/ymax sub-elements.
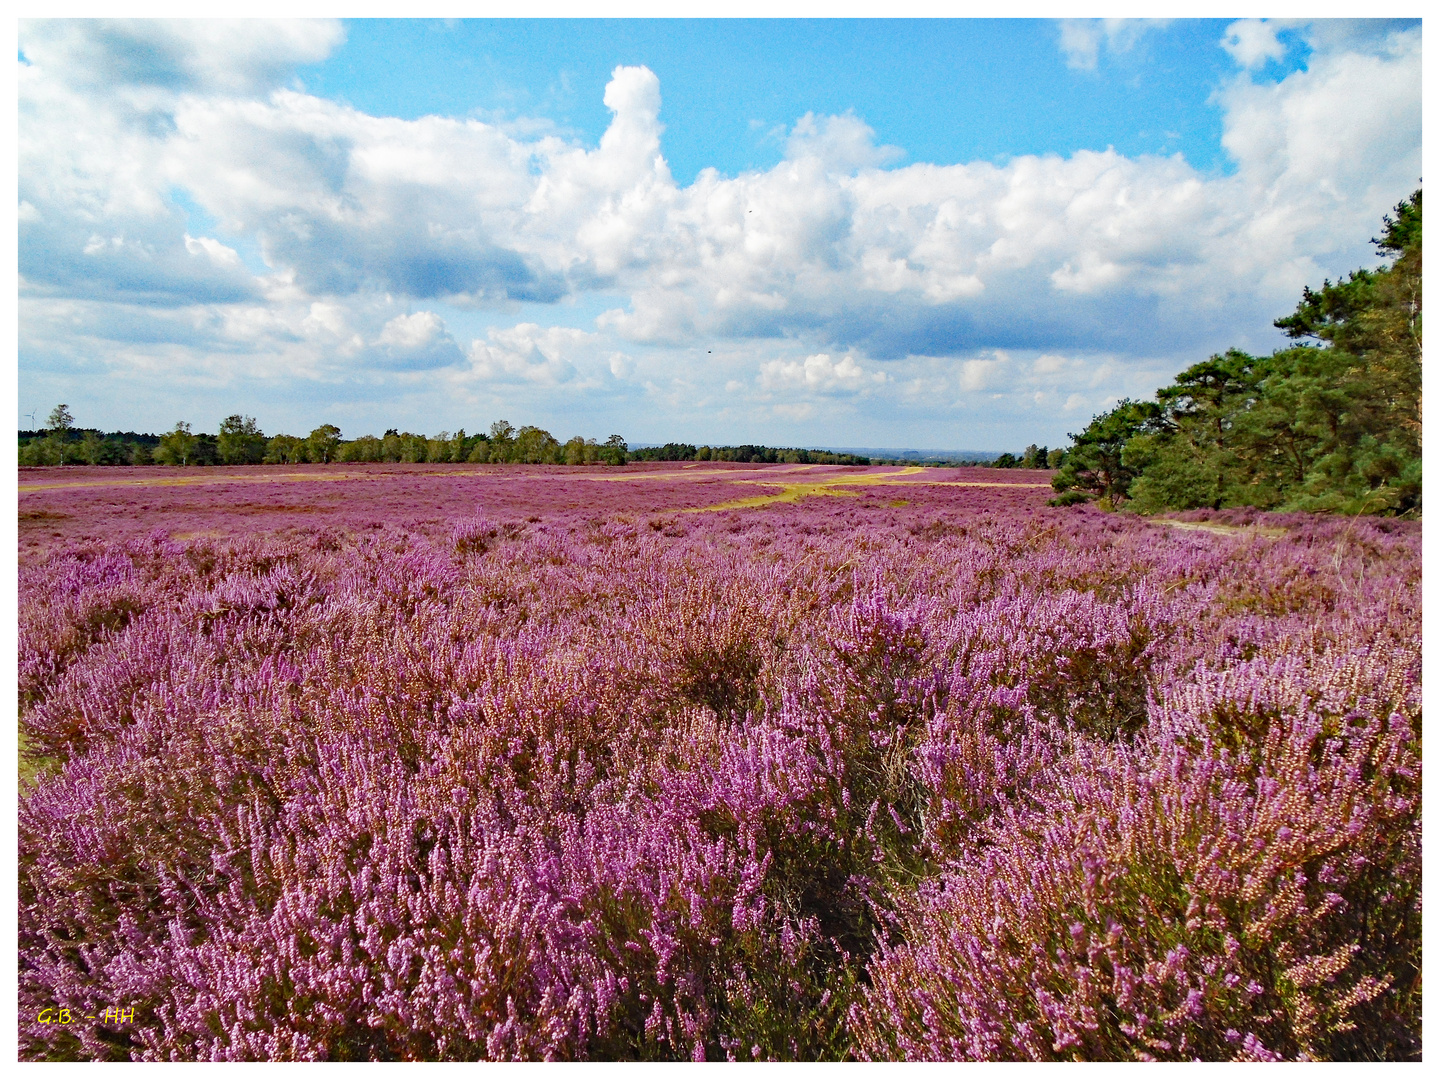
<box><xmin>1052</xmin><ymin>190</ymin><xmax>1422</xmax><ymax>517</ymax></box>
<box><xmin>622</xmin><ymin>443</ymin><xmax>1055</xmax><ymax>467</ymax></box>
<box><xmin>19</xmin><ymin>417</ymin><xmax>1059</xmax><ymax>471</ymax></box>
<box><xmin>20</xmin><ymin>418</ymin><xmax>630</xmax><ymax>468</ymax></box>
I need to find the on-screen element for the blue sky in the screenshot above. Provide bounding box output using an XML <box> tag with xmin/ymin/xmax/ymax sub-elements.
<box><xmin>18</xmin><ymin>18</ymin><xmax>1422</xmax><ymax>450</ymax></box>
<box><xmin>298</xmin><ymin>19</ymin><xmax>1269</xmax><ymax>182</ymax></box>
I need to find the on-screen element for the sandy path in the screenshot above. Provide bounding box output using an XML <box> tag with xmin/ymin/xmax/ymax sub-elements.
<box><xmin>686</xmin><ymin>467</ymin><xmax>1050</xmax><ymax>512</ymax></box>
<box><xmin>1153</xmin><ymin>518</ymin><xmax>1287</xmax><ymax>538</ymax></box>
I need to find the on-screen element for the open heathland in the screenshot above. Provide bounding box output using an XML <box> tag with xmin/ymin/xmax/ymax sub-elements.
<box><xmin>18</xmin><ymin>463</ymin><xmax>1420</xmax><ymax>1060</ymax></box>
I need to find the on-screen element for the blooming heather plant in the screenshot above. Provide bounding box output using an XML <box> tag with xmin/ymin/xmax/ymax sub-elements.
<box><xmin>17</xmin><ymin>465</ymin><xmax>1420</xmax><ymax>1060</ymax></box>
<box><xmin>854</xmin><ymin>693</ymin><xmax>1419</xmax><ymax>1060</ymax></box>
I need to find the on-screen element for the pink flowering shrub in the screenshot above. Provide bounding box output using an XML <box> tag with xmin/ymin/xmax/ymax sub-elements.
<box><xmin>854</xmin><ymin>681</ymin><xmax>1419</xmax><ymax>1060</ymax></box>
<box><xmin>17</xmin><ymin>468</ymin><xmax>1420</xmax><ymax>1059</ymax></box>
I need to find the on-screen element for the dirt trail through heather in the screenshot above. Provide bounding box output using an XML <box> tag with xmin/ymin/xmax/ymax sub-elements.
<box><xmin>1153</xmin><ymin>518</ymin><xmax>1287</xmax><ymax>538</ymax></box>
<box><xmin>686</xmin><ymin>467</ymin><xmax>1051</xmax><ymax>512</ymax></box>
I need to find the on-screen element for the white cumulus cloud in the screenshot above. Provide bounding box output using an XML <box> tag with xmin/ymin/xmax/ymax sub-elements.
<box><xmin>1058</xmin><ymin>19</ymin><xmax>1171</xmax><ymax>71</ymax></box>
<box><xmin>465</xmin><ymin>323</ymin><xmax>592</xmax><ymax>385</ymax></box>
<box><xmin>759</xmin><ymin>353</ymin><xmax>886</xmax><ymax>394</ymax></box>
<box><xmin>367</xmin><ymin>310</ymin><xmax>464</xmax><ymax>370</ymax></box>
<box><xmin>1221</xmin><ymin>19</ymin><xmax>1291</xmax><ymax>69</ymax></box>
<box><xmin>184</xmin><ymin>233</ymin><xmax>241</xmax><ymax>267</ymax></box>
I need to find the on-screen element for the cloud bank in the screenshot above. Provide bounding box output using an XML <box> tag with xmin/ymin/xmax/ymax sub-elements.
<box><xmin>18</xmin><ymin>18</ymin><xmax>1422</xmax><ymax>447</ymax></box>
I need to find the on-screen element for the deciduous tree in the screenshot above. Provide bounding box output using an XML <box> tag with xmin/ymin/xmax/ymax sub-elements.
<box><xmin>306</xmin><ymin>424</ymin><xmax>342</xmax><ymax>464</ymax></box>
<box><xmin>47</xmin><ymin>404</ymin><xmax>73</xmax><ymax>434</ymax></box>
<box><xmin>218</xmin><ymin>415</ymin><xmax>266</xmax><ymax>465</ymax></box>
<box><xmin>154</xmin><ymin>422</ymin><xmax>198</xmax><ymax>466</ymax></box>
<box><xmin>602</xmin><ymin>434</ymin><xmax>628</xmax><ymax>466</ymax></box>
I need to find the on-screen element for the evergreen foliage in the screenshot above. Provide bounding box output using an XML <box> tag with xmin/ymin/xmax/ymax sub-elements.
<box><xmin>1053</xmin><ymin>190</ymin><xmax>1422</xmax><ymax>516</ymax></box>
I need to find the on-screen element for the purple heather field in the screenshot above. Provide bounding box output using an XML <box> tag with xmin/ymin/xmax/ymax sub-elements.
<box><xmin>17</xmin><ymin>463</ymin><xmax>1421</xmax><ymax>1061</ymax></box>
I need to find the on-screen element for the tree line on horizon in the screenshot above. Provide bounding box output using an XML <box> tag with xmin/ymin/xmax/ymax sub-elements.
<box><xmin>626</xmin><ymin>443</ymin><xmax>871</xmax><ymax>465</ymax></box>
<box><xmin>19</xmin><ymin>416</ymin><xmax>1061</xmax><ymax>471</ymax></box>
<box><xmin>19</xmin><ymin>416</ymin><xmax>632</xmax><ymax>468</ymax></box>
<box><xmin>1051</xmin><ymin>189</ymin><xmax>1422</xmax><ymax>517</ymax></box>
